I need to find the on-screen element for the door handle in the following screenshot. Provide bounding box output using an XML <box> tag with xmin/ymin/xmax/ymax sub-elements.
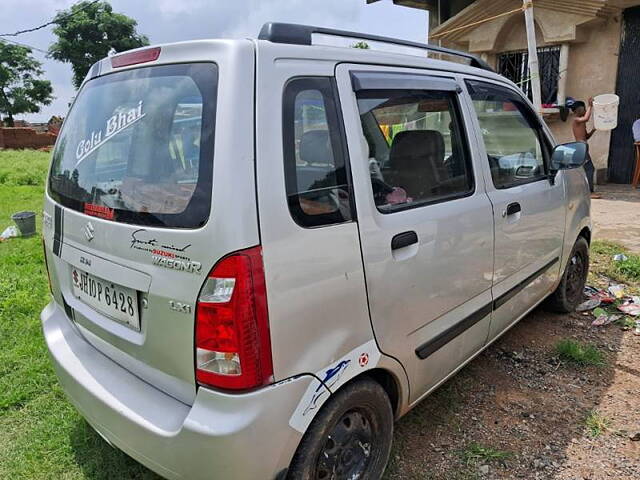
<box><xmin>503</xmin><ymin>202</ymin><xmax>522</xmax><ymax>217</ymax></box>
<box><xmin>391</xmin><ymin>231</ymin><xmax>418</xmax><ymax>250</ymax></box>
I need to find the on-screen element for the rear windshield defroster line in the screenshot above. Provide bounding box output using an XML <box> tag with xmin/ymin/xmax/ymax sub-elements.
<box><xmin>48</xmin><ymin>63</ymin><xmax>218</xmax><ymax>228</ymax></box>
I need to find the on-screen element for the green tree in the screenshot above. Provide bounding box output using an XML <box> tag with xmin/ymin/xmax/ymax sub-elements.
<box><xmin>0</xmin><ymin>42</ymin><xmax>53</xmax><ymax>126</ymax></box>
<box><xmin>48</xmin><ymin>1</ymin><xmax>149</xmax><ymax>88</ymax></box>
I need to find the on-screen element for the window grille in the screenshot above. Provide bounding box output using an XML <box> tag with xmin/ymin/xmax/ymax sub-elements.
<box><xmin>498</xmin><ymin>46</ymin><xmax>561</xmax><ymax>106</ymax></box>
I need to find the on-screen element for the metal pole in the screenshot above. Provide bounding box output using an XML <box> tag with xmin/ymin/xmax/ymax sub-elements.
<box><xmin>557</xmin><ymin>43</ymin><xmax>570</xmax><ymax>106</ymax></box>
<box><xmin>523</xmin><ymin>0</ymin><xmax>542</xmax><ymax>112</ymax></box>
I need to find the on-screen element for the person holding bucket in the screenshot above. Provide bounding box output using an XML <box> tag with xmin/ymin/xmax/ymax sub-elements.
<box><xmin>569</xmin><ymin>98</ymin><xmax>596</xmax><ymax>192</ymax></box>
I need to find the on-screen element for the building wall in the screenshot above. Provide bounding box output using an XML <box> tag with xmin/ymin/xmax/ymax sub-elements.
<box><xmin>0</xmin><ymin>128</ymin><xmax>57</xmax><ymax>149</ymax></box>
<box><xmin>548</xmin><ymin>18</ymin><xmax>622</xmax><ymax>177</ymax></box>
<box><xmin>444</xmin><ymin>12</ymin><xmax>622</xmax><ymax>179</ymax></box>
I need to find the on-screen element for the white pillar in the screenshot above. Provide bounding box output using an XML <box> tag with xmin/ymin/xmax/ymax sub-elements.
<box><xmin>523</xmin><ymin>0</ymin><xmax>542</xmax><ymax>112</ymax></box>
<box><xmin>557</xmin><ymin>43</ymin><xmax>570</xmax><ymax>106</ymax></box>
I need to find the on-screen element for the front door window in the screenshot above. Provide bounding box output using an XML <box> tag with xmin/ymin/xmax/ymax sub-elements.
<box><xmin>466</xmin><ymin>80</ymin><xmax>550</xmax><ymax>189</ymax></box>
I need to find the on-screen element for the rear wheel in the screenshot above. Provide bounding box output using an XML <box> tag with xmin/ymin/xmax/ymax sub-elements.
<box><xmin>546</xmin><ymin>237</ymin><xmax>590</xmax><ymax>313</ymax></box>
<box><xmin>287</xmin><ymin>378</ymin><xmax>393</xmax><ymax>480</ymax></box>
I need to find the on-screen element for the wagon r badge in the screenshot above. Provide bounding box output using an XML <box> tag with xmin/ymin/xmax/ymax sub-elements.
<box><xmin>83</xmin><ymin>221</ymin><xmax>95</xmax><ymax>242</ymax></box>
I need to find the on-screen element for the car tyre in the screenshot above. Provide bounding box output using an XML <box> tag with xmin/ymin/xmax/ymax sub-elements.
<box><xmin>546</xmin><ymin>237</ymin><xmax>590</xmax><ymax>313</ymax></box>
<box><xmin>286</xmin><ymin>377</ymin><xmax>393</xmax><ymax>480</ymax></box>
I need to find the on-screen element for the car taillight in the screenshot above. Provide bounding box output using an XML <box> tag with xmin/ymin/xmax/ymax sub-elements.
<box><xmin>110</xmin><ymin>47</ymin><xmax>161</xmax><ymax>68</ymax></box>
<box><xmin>195</xmin><ymin>246</ymin><xmax>273</xmax><ymax>391</ymax></box>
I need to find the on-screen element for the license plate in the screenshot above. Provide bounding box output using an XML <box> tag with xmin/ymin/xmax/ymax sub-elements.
<box><xmin>71</xmin><ymin>267</ymin><xmax>140</xmax><ymax>331</ymax></box>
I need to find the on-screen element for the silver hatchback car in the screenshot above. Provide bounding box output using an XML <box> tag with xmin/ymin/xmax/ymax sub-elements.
<box><xmin>41</xmin><ymin>23</ymin><xmax>592</xmax><ymax>480</ymax></box>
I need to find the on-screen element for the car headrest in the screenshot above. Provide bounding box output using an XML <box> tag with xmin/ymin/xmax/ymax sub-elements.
<box><xmin>299</xmin><ymin>130</ymin><xmax>333</xmax><ymax>165</ymax></box>
<box><xmin>389</xmin><ymin>130</ymin><xmax>445</xmax><ymax>170</ymax></box>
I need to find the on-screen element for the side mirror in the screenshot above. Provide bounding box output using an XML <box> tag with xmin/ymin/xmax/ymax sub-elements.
<box><xmin>551</xmin><ymin>142</ymin><xmax>588</xmax><ymax>171</ymax></box>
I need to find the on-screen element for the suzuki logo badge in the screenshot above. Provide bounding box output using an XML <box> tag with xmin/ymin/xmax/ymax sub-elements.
<box><xmin>83</xmin><ymin>221</ymin><xmax>95</xmax><ymax>242</ymax></box>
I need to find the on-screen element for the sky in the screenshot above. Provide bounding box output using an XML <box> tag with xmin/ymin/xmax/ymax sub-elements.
<box><xmin>0</xmin><ymin>0</ymin><xmax>428</xmax><ymax>122</ymax></box>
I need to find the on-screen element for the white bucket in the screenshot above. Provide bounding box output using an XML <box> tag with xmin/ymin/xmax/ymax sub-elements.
<box><xmin>593</xmin><ymin>94</ymin><xmax>619</xmax><ymax>131</ymax></box>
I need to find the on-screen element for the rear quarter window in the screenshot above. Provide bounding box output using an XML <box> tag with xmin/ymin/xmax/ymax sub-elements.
<box><xmin>282</xmin><ymin>77</ymin><xmax>353</xmax><ymax>228</ymax></box>
<box><xmin>48</xmin><ymin>63</ymin><xmax>217</xmax><ymax>228</ymax></box>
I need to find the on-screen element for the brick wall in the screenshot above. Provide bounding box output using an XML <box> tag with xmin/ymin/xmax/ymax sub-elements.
<box><xmin>0</xmin><ymin>127</ymin><xmax>57</xmax><ymax>149</ymax></box>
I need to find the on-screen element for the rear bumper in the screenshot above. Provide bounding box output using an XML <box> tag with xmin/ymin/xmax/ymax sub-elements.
<box><xmin>41</xmin><ymin>301</ymin><xmax>310</xmax><ymax>480</ymax></box>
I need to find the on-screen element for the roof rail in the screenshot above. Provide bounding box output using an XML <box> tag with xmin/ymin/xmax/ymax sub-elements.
<box><xmin>258</xmin><ymin>22</ymin><xmax>494</xmax><ymax>72</ymax></box>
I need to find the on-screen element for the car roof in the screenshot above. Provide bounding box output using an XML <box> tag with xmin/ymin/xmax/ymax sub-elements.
<box><xmin>254</xmin><ymin>38</ymin><xmax>511</xmax><ymax>85</ymax></box>
<box><xmin>85</xmin><ymin>28</ymin><xmax>514</xmax><ymax>92</ymax></box>
<box><xmin>252</xmin><ymin>21</ymin><xmax>513</xmax><ymax>87</ymax></box>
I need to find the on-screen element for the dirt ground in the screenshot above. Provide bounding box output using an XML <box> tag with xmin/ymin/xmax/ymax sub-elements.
<box><xmin>385</xmin><ymin>185</ymin><xmax>640</xmax><ymax>480</ymax></box>
<box><xmin>385</xmin><ymin>308</ymin><xmax>640</xmax><ymax>480</ymax></box>
<box><xmin>592</xmin><ymin>184</ymin><xmax>640</xmax><ymax>253</ymax></box>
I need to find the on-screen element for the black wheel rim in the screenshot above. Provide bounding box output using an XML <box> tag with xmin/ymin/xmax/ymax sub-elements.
<box><xmin>566</xmin><ymin>250</ymin><xmax>586</xmax><ymax>304</ymax></box>
<box><xmin>315</xmin><ymin>407</ymin><xmax>375</xmax><ymax>480</ymax></box>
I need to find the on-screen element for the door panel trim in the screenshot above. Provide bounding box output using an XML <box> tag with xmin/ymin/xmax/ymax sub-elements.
<box><xmin>493</xmin><ymin>256</ymin><xmax>559</xmax><ymax>310</ymax></box>
<box><xmin>415</xmin><ymin>256</ymin><xmax>559</xmax><ymax>360</ymax></box>
<box><xmin>415</xmin><ymin>302</ymin><xmax>492</xmax><ymax>360</ymax></box>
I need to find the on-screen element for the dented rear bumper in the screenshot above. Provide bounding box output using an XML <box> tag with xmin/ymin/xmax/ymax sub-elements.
<box><xmin>41</xmin><ymin>300</ymin><xmax>310</xmax><ymax>479</ymax></box>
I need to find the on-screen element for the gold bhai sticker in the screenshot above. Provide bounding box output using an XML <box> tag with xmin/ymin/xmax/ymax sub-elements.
<box><xmin>75</xmin><ymin>101</ymin><xmax>145</xmax><ymax>166</ymax></box>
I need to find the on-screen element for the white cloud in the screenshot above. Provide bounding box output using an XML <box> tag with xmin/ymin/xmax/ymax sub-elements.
<box><xmin>218</xmin><ymin>0</ymin><xmax>361</xmax><ymax>38</ymax></box>
<box><xmin>156</xmin><ymin>0</ymin><xmax>208</xmax><ymax>16</ymax></box>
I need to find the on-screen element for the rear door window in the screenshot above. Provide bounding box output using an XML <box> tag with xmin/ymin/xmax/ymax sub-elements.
<box><xmin>357</xmin><ymin>89</ymin><xmax>473</xmax><ymax>212</ymax></box>
<box><xmin>49</xmin><ymin>63</ymin><xmax>217</xmax><ymax>228</ymax></box>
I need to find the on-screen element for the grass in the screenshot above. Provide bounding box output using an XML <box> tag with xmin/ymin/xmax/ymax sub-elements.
<box><xmin>0</xmin><ymin>149</ymin><xmax>50</xmax><ymax>187</ymax></box>
<box><xmin>0</xmin><ymin>152</ymin><xmax>52</xmax><ymax>414</ymax></box>
<box><xmin>584</xmin><ymin>410</ymin><xmax>611</xmax><ymax>438</ymax></box>
<box><xmin>461</xmin><ymin>443</ymin><xmax>511</xmax><ymax>466</ymax></box>
<box><xmin>554</xmin><ymin>339</ymin><xmax>606</xmax><ymax>367</ymax></box>
<box><xmin>616</xmin><ymin>256</ymin><xmax>640</xmax><ymax>282</ymax></box>
<box><xmin>0</xmin><ymin>149</ymin><xmax>635</xmax><ymax>479</ymax></box>
<box><xmin>591</xmin><ymin>240</ymin><xmax>640</xmax><ymax>287</ymax></box>
<box><xmin>0</xmin><ymin>150</ymin><xmax>158</xmax><ymax>479</ymax></box>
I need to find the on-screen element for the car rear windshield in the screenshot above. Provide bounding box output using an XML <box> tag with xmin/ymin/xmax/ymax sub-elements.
<box><xmin>49</xmin><ymin>63</ymin><xmax>217</xmax><ymax>228</ymax></box>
